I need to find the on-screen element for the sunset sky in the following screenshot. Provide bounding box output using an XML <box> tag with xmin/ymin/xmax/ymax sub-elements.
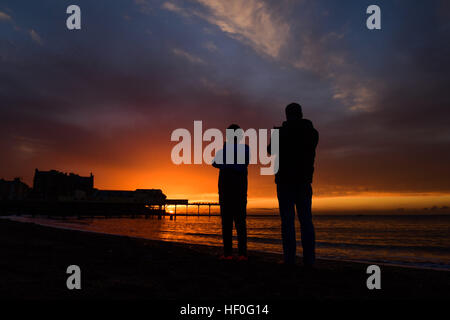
<box><xmin>1</xmin><ymin>0</ymin><xmax>449</xmax><ymax>210</ymax></box>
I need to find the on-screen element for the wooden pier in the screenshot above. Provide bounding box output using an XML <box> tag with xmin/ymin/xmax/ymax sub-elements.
<box><xmin>164</xmin><ymin>200</ymin><xmax>220</xmax><ymax>217</ymax></box>
<box><xmin>0</xmin><ymin>169</ymin><xmax>220</xmax><ymax>219</ymax></box>
<box><xmin>0</xmin><ymin>199</ymin><xmax>220</xmax><ymax>219</ymax></box>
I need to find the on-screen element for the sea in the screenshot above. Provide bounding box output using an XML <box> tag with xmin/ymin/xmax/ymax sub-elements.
<box><xmin>6</xmin><ymin>213</ymin><xmax>450</xmax><ymax>271</ymax></box>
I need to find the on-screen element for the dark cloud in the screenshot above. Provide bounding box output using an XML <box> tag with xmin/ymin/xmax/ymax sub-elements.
<box><xmin>314</xmin><ymin>1</ymin><xmax>450</xmax><ymax>194</ymax></box>
<box><xmin>0</xmin><ymin>0</ymin><xmax>449</xmax><ymax>198</ymax></box>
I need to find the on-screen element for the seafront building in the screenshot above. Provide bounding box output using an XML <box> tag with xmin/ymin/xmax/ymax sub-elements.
<box><xmin>0</xmin><ymin>178</ymin><xmax>30</xmax><ymax>200</ymax></box>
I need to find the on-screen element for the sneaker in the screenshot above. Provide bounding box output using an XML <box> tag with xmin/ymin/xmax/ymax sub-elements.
<box><xmin>219</xmin><ymin>255</ymin><xmax>233</xmax><ymax>260</ymax></box>
<box><xmin>236</xmin><ymin>255</ymin><xmax>248</xmax><ymax>261</ymax></box>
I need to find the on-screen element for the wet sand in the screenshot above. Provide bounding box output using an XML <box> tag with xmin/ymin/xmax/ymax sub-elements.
<box><xmin>0</xmin><ymin>219</ymin><xmax>448</xmax><ymax>300</ymax></box>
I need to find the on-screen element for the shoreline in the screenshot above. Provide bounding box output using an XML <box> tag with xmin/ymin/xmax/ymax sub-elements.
<box><xmin>1</xmin><ymin>218</ymin><xmax>449</xmax><ymax>300</ymax></box>
<box><xmin>3</xmin><ymin>215</ymin><xmax>449</xmax><ymax>272</ymax></box>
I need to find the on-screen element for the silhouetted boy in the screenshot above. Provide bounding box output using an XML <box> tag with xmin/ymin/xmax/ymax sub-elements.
<box><xmin>269</xmin><ymin>103</ymin><xmax>319</xmax><ymax>266</ymax></box>
<box><xmin>212</xmin><ymin>124</ymin><xmax>250</xmax><ymax>260</ymax></box>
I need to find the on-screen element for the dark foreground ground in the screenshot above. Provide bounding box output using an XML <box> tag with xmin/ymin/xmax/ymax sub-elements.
<box><xmin>0</xmin><ymin>219</ymin><xmax>448</xmax><ymax>300</ymax></box>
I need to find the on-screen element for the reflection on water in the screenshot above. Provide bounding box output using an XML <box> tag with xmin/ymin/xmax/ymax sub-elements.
<box><xmin>8</xmin><ymin>214</ymin><xmax>450</xmax><ymax>270</ymax></box>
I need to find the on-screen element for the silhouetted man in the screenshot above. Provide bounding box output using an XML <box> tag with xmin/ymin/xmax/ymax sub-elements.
<box><xmin>212</xmin><ymin>124</ymin><xmax>250</xmax><ymax>260</ymax></box>
<box><xmin>269</xmin><ymin>103</ymin><xmax>319</xmax><ymax>267</ymax></box>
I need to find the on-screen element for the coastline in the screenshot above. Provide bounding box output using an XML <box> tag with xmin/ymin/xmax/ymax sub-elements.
<box><xmin>3</xmin><ymin>215</ymin><xmax>449</xmax><ymax>272</ymax></box>
<box><xmin>1</xmin><ymin>218</ymin><xmax>449</xmax><ymax>300</ymax></box>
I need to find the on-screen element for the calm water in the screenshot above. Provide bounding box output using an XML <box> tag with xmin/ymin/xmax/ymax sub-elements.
<box><xmin>8</xmin><ymin>214</ymin><xmax>450</xmax><ymax>270</ymax></box>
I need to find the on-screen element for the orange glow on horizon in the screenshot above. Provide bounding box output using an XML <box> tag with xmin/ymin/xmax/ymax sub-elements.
<box><xmin>89</xmin><ymin>167</ymin><xmax>450</xmax><ymax>211</ymax></box>
<box><xmin>13</xmin><ymin>147</ymin><xmax>449</xmax><ymax>212</ymax></box>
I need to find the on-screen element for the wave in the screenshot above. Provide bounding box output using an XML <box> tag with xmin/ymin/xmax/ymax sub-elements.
<box><xmin>184</xmin><ymin>232</ymin><xmax>450</xmax><ymax>253</ymax></box>
<box><xmin>5</xmin><ymin>216</ymin><xmax>450</xmax><ymax>271</ymax></box>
